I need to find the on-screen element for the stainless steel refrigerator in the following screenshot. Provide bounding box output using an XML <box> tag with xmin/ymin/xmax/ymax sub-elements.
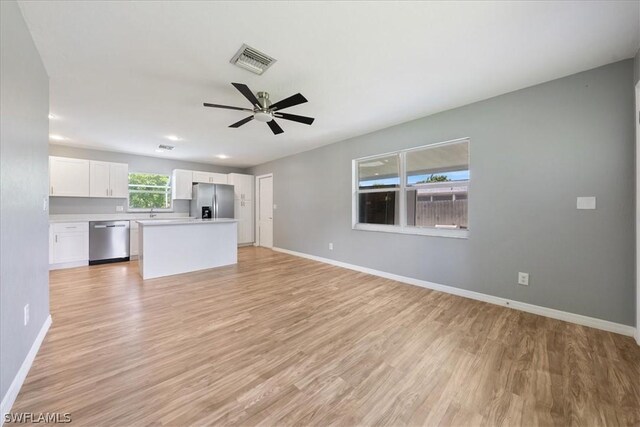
<box><xmin>190</xmin><ymin>183</ymin><xmax>235</xmax><ymax>219</ymax></box>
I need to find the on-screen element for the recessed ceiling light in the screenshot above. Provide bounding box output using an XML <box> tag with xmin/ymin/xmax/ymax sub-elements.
<box><xmin>48</xmin><ymin>114</ymin><xmax>57</xmax><ymax>120</ymax></box>
<box><xmin>165</xmin><ymin>135</ymin><xmax>181</xmax><ymax>142</ymax></box>
<box><xmin>49</xmin><ymin>134</ymin><xmax>66</xmax><ymax>141</ymax></box>
<box><xmin>216</xmin><ymin>154</ymin><xmax>229</xmax><ymax>159</ymax></box>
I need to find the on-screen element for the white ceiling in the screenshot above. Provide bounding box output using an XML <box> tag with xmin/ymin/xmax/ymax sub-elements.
<box><xmin>18</xmin><ymin>1</ymin><xmax>640</xmax><ymax>168</ymax></box>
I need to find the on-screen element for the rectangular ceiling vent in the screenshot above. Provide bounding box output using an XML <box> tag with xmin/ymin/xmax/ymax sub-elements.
<box><xmin>157</xmin><ymin>144</ymin><xmax>175</xmax><ymax>151</ymax></box>
<box><xmin>230</xmin><ymin>44</ymin><xmax>276</xmax><ymax>75</ymax></box>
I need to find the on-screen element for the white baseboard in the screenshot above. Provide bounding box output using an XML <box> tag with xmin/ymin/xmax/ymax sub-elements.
<box><xmin>49</xmin><ymin>260</ymin><xmax>87</xmax><ymax>270</ymax></box>
<box><xmin>1</xmin><ymin>315</ymin><xmax>52</xmax><ymax>426</ymax></box>
<box><xmin>273</xmin><ymin>247</ymin><xmax>636</xmax><ymax>338</ymax></box>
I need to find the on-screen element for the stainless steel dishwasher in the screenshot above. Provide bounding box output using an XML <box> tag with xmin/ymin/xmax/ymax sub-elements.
<box><xmin>89</xmin><ymin>221</ymin><xmax>130</xmax><ymax>265</ymax></box>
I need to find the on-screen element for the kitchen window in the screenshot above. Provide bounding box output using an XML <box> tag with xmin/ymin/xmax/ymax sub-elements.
<box><xmin>128</xmin><ymin>172</ymin><xmax>172</xmax><ymax>211</ymax></box>
<box><xmin>353</xmin><ymin>138</ymin><xmax>469</xmax><ymax>238</ymax></box>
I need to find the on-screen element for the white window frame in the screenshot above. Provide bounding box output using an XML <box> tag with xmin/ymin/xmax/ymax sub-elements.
<box><xmin>127</xmin><ymin>172</ymin><xmax>174</xmax><ymax>212</ymax></box>
<box><xmin>352</xmin><ymin>137</ymin><xmax>470</xmax><ymax>239</ymax></box>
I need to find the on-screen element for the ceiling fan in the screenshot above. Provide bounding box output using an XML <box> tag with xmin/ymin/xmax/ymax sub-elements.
<box><xmin>203</xmin><ymin>83</ymin><xmax>315</xmax><ymax>135</ymax></box>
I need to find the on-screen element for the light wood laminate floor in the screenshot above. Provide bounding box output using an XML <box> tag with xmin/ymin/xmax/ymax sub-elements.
<box><xmin>12</xmin><ymin>247</ymin><xmax>640</xmax><ymax>426</ymax></box>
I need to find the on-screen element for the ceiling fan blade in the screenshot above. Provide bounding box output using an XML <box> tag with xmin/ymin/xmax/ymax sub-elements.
<box><xmin>231</xmin><ymin>83</ymin><xmax>260</xmax><ymax>108</ymax></box>
<box><xmin>203</xmin><ymin>103</ymin><xmax>253</xmax><ymax>112</ymax></box>
<box><xmin>267</xmin><ymin>119</ymin><xmax>284</xmax><ymax>135</ymax></box>
<box><xmin>273</xmin><ymin>112</ymin><xmax>315</xmax><ymax>125</ymax></box>
<box><xmin>269</xmin><ymin>93</ymin><xmax>308</xmax><ymax>111</ymax></box>
<box><xmin>229</xmin><ymin>116</ymin><xmax>254</xmax><ymax>128</ymax></box>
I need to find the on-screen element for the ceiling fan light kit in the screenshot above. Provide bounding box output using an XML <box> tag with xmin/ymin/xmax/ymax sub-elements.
<box><xmin>203</xmin><ymin>83</ymin><xmax>315</xmax><ymax>135</ymax></box>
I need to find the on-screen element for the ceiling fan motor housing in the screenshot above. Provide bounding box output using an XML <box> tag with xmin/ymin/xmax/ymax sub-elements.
<box><xmin>256</xmin><ymin>92</ymin><xmax>271</xmax><ymax>110</ymax></box>
<box><xmin>255</xmin><ymin>92</ymin><xmax>273</xmax><ymax>122</ymax></box>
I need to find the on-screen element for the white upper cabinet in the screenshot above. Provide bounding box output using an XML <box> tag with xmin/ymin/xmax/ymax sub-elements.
<box><xmin>89</xmin><ymin>161</ymin><xmax>110</xmax><ymax>197</ymax></box>
<box><xmin>227</xmin><ymin>173</ymin><xmax>254</xmax><ymax>200</ymax></box>
<box><xmin>109</xmin><ymin>163</ymin><xmax>129</xmax><ymax>198</ymax></box>
<box><xmin>192</xmin><ymin>171</ymin><xmax>227</xmax><ymax>185</ymax></box>
<box><xmin>89</xmin><ymin>160</ymin><xmax>128</xmax><ymax>198</ymax></box>
<box><xmin>191</xmin><ymin>171</ymin><xmax>209</xmax><ymax>183</ymax></box>
<box><xmin>172</xmin><ymin>169</ymin><xmax>193</xmax><ymax>200</ymax></box>
<box><xmin>49</xmin><ymin>156</ymin><xmax>90</xmax><ymax>197</ymax></box>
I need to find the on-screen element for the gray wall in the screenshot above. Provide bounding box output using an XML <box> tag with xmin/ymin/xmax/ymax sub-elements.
<box><xmin>251</xmin><ymin>59</ymin><xmax>636</xmax><ymax>326</ymax></box>
<box><xmin>1</xmin><ymin>1</ymin><xmax>51</xmax><ymax>402</ymax></box>
<box><xmin>634</xmin><ymin>48</ymin><xmax>639</xmax><ymax>85</ymax></box>
<box><xmin>48</xmin><ymin>145</ymin><xmax>247</xmax><ymax>214</ymax></box>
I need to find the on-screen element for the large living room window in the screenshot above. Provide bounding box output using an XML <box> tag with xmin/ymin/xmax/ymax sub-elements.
<box><xmin>353</xmin><ymin>138</ymin><xmax>469</xmax><ymax>238</ymax></box>
<box><xmin>128</xmin><ymin>172</ymin><xmax>172</xmax><ymax>211</ymax></box>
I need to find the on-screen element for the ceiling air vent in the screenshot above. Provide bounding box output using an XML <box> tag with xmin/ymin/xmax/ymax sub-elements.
<box><xmin>157</xmin><ymin>144</ymin><xmax>175</xmax><ymax>151</ymax></box>
<box><xmin>230</xmin><ymin>44</ymin><xmax>276</xmax><ymax>75</ymax></box>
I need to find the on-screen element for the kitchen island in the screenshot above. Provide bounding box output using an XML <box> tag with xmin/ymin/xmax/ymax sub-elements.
<box><xmin>137</xmin><ymin>218</ymin><xmax>237</xmax><ymax>279</ymax></box>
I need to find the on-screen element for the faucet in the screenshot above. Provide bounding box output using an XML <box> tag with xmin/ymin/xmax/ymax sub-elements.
<box><xmin>149</xmin><ymin>208</ymin><xmax>157</xmax><ymax>218</ymax></box>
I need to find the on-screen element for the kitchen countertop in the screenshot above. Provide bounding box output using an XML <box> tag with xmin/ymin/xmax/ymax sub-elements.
<box><xmin>49</xmin><ymin>213</ymin><xmax>194</xmax><ymax>223</ymax></box>
<box><xmin>137</xmin><ymin>218</ymin><xmax>237</xmax><ymax>226</ymax></box>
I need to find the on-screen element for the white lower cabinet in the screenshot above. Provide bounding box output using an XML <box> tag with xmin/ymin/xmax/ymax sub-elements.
<box><xmin>235</xmin><ymin>199</ymin><xmax>254</xmax><ymax>245</ymax></box>
<box><xmin>50</xmin><ymin>222</ymin><xmax>89</xmax><ymax>268</ymax></box>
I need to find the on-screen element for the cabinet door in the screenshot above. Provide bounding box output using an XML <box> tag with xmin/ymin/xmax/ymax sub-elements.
<box><xmin>234</xmin><ymin>199</ymin><xmax>242</xmax><ymax>241</ymax></box>
<box><xmin>89</xmin><ymin>161</ymin><xmax>111</xmax><ymax>197</ymax></box>
<box><xmin>52</xmin><ymin>231</ymin><xmax>88</xmax><ymax>263</ymax></box>
<box><xmin>192</xmin><ymin>171</ymin><xmax>211</xmax><ymax>183</ymax></box>
<box><xmin>229</xmin><ymin>173</ymin><xmax>254</xmax><ymax>200</ymax></box>
<box><xmin>109</xmin><ymin>163</ymin><xmax>129</xmax><ymax>198</ymax></box>
<box><xmin>235</xmin><ymin>199</ymin><xmax>254</xmax><ymax>244</ymax></box>
<box><xmin>209</xmin><ymin>173</ymin><xmax>228</xmax><ymax>185</ymax></box>
<box><xmin>49</xmin><ymin>225</ymin><xmax>54</xmax><ymax>264</ymax></box>
<box><xmin>241</xmin><ymin>175</ymin><xmax>254</xmax><ymax>200</ymax></box>
<box><xmin>172</xmin><ymin>169</ymin><xmax>193</xmax><ymax>199</ymax></box>
<box><xmin>50</xmin><ymin>157</ymin><xmax>90</xmax><ymax>197</ymax></box>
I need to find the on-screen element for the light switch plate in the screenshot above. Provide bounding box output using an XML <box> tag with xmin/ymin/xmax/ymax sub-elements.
<box><xmin>576</xmin><ymin>196</ymin><xmax>596</xmax><ymax>210</ymax></box>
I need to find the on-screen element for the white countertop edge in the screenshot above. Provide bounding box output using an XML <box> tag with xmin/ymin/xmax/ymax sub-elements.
<box><xmin>137</xmin><ymin>218</ymin><xmax>238</xmax><ymax>226</ymax></box>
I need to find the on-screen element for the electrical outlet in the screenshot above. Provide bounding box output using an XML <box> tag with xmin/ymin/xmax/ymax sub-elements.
<box><xmin>518</xmin><ymin>272</ymin><xmax>529</xmax><ymax>286</ymax></box>
<box><xmin>116</xmin><ymin>205</ymin><xmax>124</xmax><ymax>212</ymax></box>
<box><xmin>576</xmin><ymin>196</ymin><xmax>596</xmax><ymax>210</ymax></box>
<box><xmin>24</xmin><ymin>304</ymin><xmax>29</xmax><ymax>326</ymax></box>
<box><xmin>329</xmin><ymin>243</ymin><xmax>334</xmax><ymax>250</ymax></box>
<box><xmin>42</xmin><ymin>196</ymin><xmax>48</xmax><ymax>211</ymax></box>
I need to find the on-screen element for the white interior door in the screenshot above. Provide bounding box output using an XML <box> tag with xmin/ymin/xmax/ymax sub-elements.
<box><xmin>257</xmin><ymin>175</ymin><xmax>273</xmax><ymax>248</ymax></box>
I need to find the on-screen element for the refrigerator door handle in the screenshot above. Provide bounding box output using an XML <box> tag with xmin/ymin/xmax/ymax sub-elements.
<box><xmin>213</xmin><ymin>194</ymin><xmax>218</xmax><ymax>219</ymax></box>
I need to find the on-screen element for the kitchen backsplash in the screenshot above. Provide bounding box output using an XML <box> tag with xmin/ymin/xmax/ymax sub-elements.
<box><xmin>49</xmin><ymin>197</ymin><xmax>190</xmax><ymax>215</ymax></box>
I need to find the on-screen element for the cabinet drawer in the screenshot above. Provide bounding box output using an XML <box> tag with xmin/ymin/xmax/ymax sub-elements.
<box><xmin>52</xmin><ymin>222</ymin><xmax>89</xmax><ymax>233</ymax></box>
